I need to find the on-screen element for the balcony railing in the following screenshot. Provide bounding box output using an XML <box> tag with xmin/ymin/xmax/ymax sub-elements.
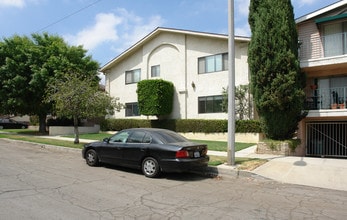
<box><xmin>305</xmin><ymin>87</ymin><xmax>347</xmax><ymax>110</ymax></box>
<box><xmin>299</xmin><ymin>32</ymin><xmax>347</xmax><ymax>60</ymax></box>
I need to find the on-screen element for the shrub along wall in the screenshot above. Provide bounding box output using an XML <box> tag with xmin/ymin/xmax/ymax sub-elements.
<box><xmin>100</xmin><ymin>119</ymin><xmax>261</xmax><ymax>133</ymax></box>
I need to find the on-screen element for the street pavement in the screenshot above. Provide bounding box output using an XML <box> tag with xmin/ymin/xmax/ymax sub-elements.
<box><xmin>40</xmin><ymin>135</ymin><xmax>347</xmax><ymax>192</ymax></box>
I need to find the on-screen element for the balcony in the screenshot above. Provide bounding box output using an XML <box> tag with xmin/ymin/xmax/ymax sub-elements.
<box><xmin>299</xmin><ymin>32</ymin><xmax>347</xmax><ymax>61</ymax></box>
<box><xmin>305</xmin><ymin>86</ymin><xmax>347</xmax><ymax>110</ymax></box>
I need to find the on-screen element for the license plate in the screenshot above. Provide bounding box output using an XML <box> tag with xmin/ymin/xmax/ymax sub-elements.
<box><xmin>194</xmin><ymin>151</ymin><xmax>200</xmax><ymax>158</ymax></box>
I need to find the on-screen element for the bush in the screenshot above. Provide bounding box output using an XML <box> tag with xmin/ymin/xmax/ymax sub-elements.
<box><xmin>235</xmin><ymin>120</ymin><xmax>262</xmax><ymax>133</ymax></box>
<box><xmin>47</xmin><ymin>117</ymin><xmax>81</xmax><ymax>126</ymax></box>
<box><xmin>100</xmin><ymin>119</ymin><xmax>151</xmax><ymax>131</ymax></box>
<box><xmin>101</xmin><ymin>119</ymin><xmax>261</xmax><ymax>133</ymax></box>
<box><xmin>137</xmin><ymin>79</ymin><xmax>174</xmax><ymax>117</ymax></box>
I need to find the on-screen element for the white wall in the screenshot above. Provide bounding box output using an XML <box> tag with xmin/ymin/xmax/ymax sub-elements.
<box><xmin>105</xmin><ymin>31</ymin><xmax>249</xmax><ymax>120</ymax></box>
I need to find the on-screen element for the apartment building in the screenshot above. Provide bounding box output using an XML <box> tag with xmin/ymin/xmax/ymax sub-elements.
<box><xmin>100</xmin><ymin>27</ymin><xmax>250</xmax><ymax>120</ymax></box>
<box><xmin>296</xmin><ymin>1</ymin><xmax>347</xmax><ymax>157</ymax></box>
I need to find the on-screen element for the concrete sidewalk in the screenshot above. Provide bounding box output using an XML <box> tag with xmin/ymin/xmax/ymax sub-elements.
<box><xmin>211</xmin><ymin>146</ymin><xmax>347</xmax><ymax>191</ymax></box>
<box><xmin>40</xmin><ymin>135</ymin><xmax>347</xmax><ymax>191</ymax></box>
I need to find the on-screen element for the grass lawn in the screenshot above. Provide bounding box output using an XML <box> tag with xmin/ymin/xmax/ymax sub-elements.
<box><xmin>0</xmin><ymin>129</ymin><xmax>265</xmax><ymax>169</ymax></box>
<box><xmin>63</xmin><ymin>132</ymin><xmax>255</xmax><ymax>152</ymax></box>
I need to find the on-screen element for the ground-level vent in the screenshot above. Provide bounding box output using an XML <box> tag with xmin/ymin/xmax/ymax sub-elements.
<box><xmin>306</xmin><ymin>122</ymin><xmax>347</xmax><ymax>158</ymax></box>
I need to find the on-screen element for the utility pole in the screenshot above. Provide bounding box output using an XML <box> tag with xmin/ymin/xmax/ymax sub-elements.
<box><xmin>227</xmin><ymin>0</ymin><xmax>236</xmax><ymax>166</ymax></box>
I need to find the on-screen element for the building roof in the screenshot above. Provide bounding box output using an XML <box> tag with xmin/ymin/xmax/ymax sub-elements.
<box><xmin>296</xmin><ymin>0</ymin><xmax>347</xmax><ymax>23</ymax></box>
<box><xmin>99</xmin><ymin>27</ymin><xmax>250</xmax><ymax>72</ymax></box>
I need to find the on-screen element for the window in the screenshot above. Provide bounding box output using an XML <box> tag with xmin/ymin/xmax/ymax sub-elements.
<box><xmin>323</xmin><ymin>22</ymin><xmax>347</xmax><ymax>57</ymax></box>
<box><xmin>127</xmin><ymin>131</ymin><xmax>151</xmax><ymax>143</ymax></box>
<box><xmin>198</xmin><ymin>95</ymin><xmax>223</xmax><ymax>113</ymax></box>
<box><xmin>198</xmin><ymin>53</ymin><xmax>228</xmax><ymax>74</ymax></box>
<box><xmin>125</xmin><ymin>102</ymin><xmax>139</xmax><ymax>116</ymax></box>
<box><xmin>125</xmin><ymin>69</ymin><xmax>141</xmax><ymax>84</ymax></box>
<box><xmin>151</xmin><ymin>65</ymin><xmax>160</xmax><ymax>77</ymax></box>
<box><xmin>109</xmin><ymin>131</ymin><xmax>130</xmax><ymax>143</ymax></box>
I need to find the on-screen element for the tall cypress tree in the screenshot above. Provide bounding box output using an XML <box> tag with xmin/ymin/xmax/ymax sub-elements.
<box><xmin>248</xmin><ymin>0</ymin><xmax>306</xmax><ymax>140</ymax></box>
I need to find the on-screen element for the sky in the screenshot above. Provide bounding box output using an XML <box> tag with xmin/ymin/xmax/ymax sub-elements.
<box><xmin>0</xmin><ymin>0</ymin><xmax>341</xmax><ymax>69</ymax></box>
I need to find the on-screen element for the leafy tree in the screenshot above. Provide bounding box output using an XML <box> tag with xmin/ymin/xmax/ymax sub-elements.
<box><xmin>222</xmin><ymin>85</ymin><xmax>252</xmax><ymax>120</ymax></box>
<box><xmin>45</xmin><ymin>73</ymin><xmax>121</xmax><ymax>144</ymax></box>
<box><xmin>248</xmin><ymin>0</ymin><xmax>306</xmax><ymax>140</ymax></box>
<box><xmin>137</xmin><ymin>79</ymin><xmax>174</xmax><ymax>118</ymax></box>
<box><xmin>0</xmin><ymin>33</ymin><xmax>99</xmax><ymax>133</ymax></box>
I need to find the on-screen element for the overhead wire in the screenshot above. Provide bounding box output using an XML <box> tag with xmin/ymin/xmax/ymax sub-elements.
<box><xmin>35</xmin><ymin>0</ymin><xmax>103</xmax><ymax>33</ymax></box>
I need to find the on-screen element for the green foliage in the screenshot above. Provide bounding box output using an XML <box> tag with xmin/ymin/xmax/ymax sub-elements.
<box><xmin>263</xmin><ymin>138</ymin><xmax>301</xmax><ymax>152</ymax></box>
<box><xmin>222</xmin><ymin>85</ymin><xmax>252</xmax><ymax>119</ymax></box>
<box><xmin>0</xmin><ymin>33</ymin><xmax>100</xmax><ymax>133</ymax></box>
<box><xmin>100</xmin><ymin>119</ymin><xmax>151</xmax><ymax>131</ymax></box>
<box><xmin>45</xmin><ymin>73</ymin><xmax>117</xmax><ymax>120</ymax></box>
<box><xmin>101</xmin><ymin>119</ymin><xmax>262</xmax><ymax>133</ymax></box>
<box><xmin>235</xmin><ymin>120</ymin><xmax>262</xmax><ymax>133</ymax></box>
<box><xmin>248</xmin><ymin>0</ymin><xmax>306</xmax><ymax>140</ymax></box>
<box><xmin>45</xmin><ymin>73</ymin><xmax>118</xmax><ymax>143</ymax></box>
<box><xmin>137</xmin><ymin>79</ymin><xmax>174</xmax><ymax>117</ymax></box>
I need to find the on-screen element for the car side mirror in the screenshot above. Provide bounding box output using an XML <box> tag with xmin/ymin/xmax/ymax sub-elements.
<box><xmin>103</xmin><ymin>138</ymin><xmax>110</xmax><ymax>143</ymax></box>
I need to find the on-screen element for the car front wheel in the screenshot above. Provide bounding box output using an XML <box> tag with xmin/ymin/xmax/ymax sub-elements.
<box><xmin>85</xmin><ymin>149</ymin><xmax>99</xmax><ymax>166</ymax></box>
<box><xmin>142</xmin><ymin>157</ymin><xmax>160</xmax><ymax>178</ymax></box>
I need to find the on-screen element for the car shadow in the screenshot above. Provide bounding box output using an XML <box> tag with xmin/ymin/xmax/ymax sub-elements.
<box><xmin>161</xmin><ymin>172</ymin><xmax>213</xmax><ymax>181</ymax></box>
<box><xmin>100</xmin><ymin>163</ymin><xmax>213</xmax><ymax>181</ymax></box>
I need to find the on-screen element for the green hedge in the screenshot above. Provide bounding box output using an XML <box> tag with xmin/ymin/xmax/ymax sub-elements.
<box><xmin>100</xmin><ymin>119</ymin><xmax>262</xmax><ymax>133</ymax></box>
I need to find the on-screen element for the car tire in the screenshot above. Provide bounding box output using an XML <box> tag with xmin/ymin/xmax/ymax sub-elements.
<box><xmin>85</xmin><ymin>149</ymin><xmax>99</xmax><ymax>166</ymax></box>
<box><xmin>142</xmin><ymin>157</ymin><xmax>160</xmax><ymax>178</ymax></box>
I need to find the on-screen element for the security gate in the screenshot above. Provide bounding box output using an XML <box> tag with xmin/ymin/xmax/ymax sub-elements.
<box><xmin>306</xmin><ymin>122</ymin><xmax>347</xmax><ymax>158</ymax></box>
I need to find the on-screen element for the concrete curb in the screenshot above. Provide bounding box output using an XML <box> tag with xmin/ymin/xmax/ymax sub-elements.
<box><xmin>2</xmin><ymin>138</ymin><xmax>82</xmax><ymax>154</ymax></box>
<box><xmin>206</xmin><ymin>165</ymin><xmax>255</xmax><ymax>178</ymax></box>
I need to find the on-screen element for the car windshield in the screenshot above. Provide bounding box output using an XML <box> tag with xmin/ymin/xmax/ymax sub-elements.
<box><xmin>155</xmin><ymin>130</ymin><xmax>187</xmax><ymax>144</ymax></box>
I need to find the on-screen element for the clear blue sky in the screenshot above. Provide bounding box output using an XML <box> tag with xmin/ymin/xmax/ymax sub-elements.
<box><xmin>0</xmin><ymin>0</ymin><xmax>340</xmax><ymax>67</ymax></box>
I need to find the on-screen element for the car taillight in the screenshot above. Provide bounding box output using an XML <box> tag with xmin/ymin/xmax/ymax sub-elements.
<box><xmin>176</xmin><ymin>150</ymin><xmax>189</xmax><ymax>158</ymax></box>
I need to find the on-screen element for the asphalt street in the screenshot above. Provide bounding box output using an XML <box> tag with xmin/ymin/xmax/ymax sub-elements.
<box><xmin>1</xmin><ymin>139</ymin><xmax>347</xmax><ymax>220</ymax></box>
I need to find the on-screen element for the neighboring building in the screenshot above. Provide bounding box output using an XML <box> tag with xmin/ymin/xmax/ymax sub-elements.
<box><xmin>296</xmin><ymin>0</ymin><xmax>347</xmax><ymax>157</ymax></box>
<box><xmin>100</xmin><ymin>27</ymin><xmax>251</xmax><ymax>120</ymax></box>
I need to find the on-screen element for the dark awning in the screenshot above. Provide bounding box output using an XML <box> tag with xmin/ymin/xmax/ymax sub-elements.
<box><xmin>315</xmin><ymin>13</ymin><xmax>347</xmax><ymax>24</ymax></box>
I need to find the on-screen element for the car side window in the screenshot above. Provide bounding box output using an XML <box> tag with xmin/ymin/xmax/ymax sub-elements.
<box><xmin>127</xmin><ymin>131</ymin><xmax>146</xmax><ymax>143</ymax></box>
<box><xmin>143</xmin><ymin>133</ymin><xmax>151</xmax><ymax>143</ymax></box>
<box><xmin>126</xmin><ymin>131</ymin><xmax>152</xmax><ymax>143</ymax></box>
<box><xmin>109</xmin><ymin>131</ymin><xmax>130</xmax><ymax>143</ymax></box>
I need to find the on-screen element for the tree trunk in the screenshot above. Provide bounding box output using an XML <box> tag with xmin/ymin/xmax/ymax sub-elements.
<box><xmin>73</xmin><ymin>115</ymin><xmax>79</xmax><ymax>144</ymax></box>
<box><xmin>38</xmin><ymin>114</ymin><xmax>47</xmax><ymax>134</ymax></box>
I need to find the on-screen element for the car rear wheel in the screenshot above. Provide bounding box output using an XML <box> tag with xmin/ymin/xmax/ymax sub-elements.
<box><xmin>85</xmin><ymin>149</ymin><xmax>99</xmax><ymax>166</ymax></box>
<box><xmin>142</xmin><ymin>157</ymin><xmax>160</xmax><ymax>178</ymax></box>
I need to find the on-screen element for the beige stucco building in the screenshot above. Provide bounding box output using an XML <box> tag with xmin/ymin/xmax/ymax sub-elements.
<box><xmin>100</xmin><ymin>27</ymin><xmax>250</xmax><ymax>120</ymax></box>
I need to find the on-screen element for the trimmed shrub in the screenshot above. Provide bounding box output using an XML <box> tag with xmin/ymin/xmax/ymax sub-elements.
<box><xmin>137</xmin><ymin>79</ymin><xmax>174</xmax><ymax>117</ymax></box>
<box><xmin>101</xmin><ymin>119</ymin><xmax>262</xmax><ymax>133</ymax></box>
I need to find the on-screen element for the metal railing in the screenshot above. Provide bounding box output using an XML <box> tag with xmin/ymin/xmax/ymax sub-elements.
<box><xmin>306</xmin><ymin>122</ymin><xmax>347</xmax><ymax>158</ymax></box>
<box><xmin>305</xmin><ymin>86</ymin><xmax>347</xmax><ymax>110</ymax></box>
<box><xmin>299</xmin><ymin>32</ymin><xmax>347</xmax><ymax>60</ymax></box>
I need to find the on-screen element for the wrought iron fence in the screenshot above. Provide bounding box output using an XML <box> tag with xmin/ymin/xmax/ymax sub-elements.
<box><xmin>306</xmin><ymin>122</ymin><xmax>347</xmax><ymax>158</ymax></box>
<box><xmin>305</xmin><ymin>86</ymin><xmax>347</xmax><ymax>110</ymax></box>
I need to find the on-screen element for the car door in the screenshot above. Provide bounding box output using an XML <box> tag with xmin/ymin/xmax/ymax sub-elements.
<box><xmin>99</xmin><ymin>131</ymin><xmax>131</xmax><ymax>165</ymax></box>
<box><xmin>122</xmin><ymin>131</ymin><xmax>151</xmax><ymax>168</ymax></box>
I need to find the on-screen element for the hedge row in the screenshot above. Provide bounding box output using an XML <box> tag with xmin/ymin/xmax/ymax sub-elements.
<box><xmin>100</xmin><ymin>119</ymin><xmax>262</xmax><ymax>133</ymax></box>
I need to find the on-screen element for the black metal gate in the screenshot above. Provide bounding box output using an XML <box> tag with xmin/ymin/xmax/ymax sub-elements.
<box><xmin>306</xmin><ymin>122</ymin><xmax>347</xmax><ymax>158</ymax></box>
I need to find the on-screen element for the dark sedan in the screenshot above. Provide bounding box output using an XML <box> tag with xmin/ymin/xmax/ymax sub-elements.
<box><xmin>82</xmin><ymin>128</ymin><xmax>209</xmax><ymax>178</ymax></box>
<box><xmin>0</xmin><ymin>118</ymin><xmax>28</xmax><ymax>129</ymax></box>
